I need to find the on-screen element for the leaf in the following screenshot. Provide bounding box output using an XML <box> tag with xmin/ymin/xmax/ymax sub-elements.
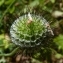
<box><xmin>54</xmin><ymin>34</ymin><xmax>63</xmax><ymax>49</ymax></box>
<box><xmin>3</xmin><ymin>39</ymin><xmax>9</xmax><ymax>49</ymax></box>
<box><xmin>32</xmin><ymin>58</ymin><xmax>42</xmax><ymax>63</ymax></box>
<box><xmin>0</xmin><ymin>34</ymin><xmax>4</xmax><ymax>44</ymax></box>
<box><xmin>0</xmin><ymin>34</ymin><xmax>4</xmax><ymax>39</ymax></box>
<box><xmin>0</xmin><ymin>0</ymin><xmax>4</xmax><ymax>6</ymax></box>
<box><xmin>23</xmin><ymin>7</ymin><xmax>27</xmax><ymax>13</ymax></box>
<box><xmin>9</xmin><ymin>6</ymin><xmax>15</xmax><ymax>13</ymax></box>
<box><xmin>50</xmin><ymin>0</ymin><xmax>55</xmax><ymax>3</ymax></box>
<box><xmin>39</xmin><ymin>0</ymin><xmax>45</xmax><ymax>6</ymax></box>
<box><xmin>29</xmin><ymin>0</ymin><xmax>39</xmax><ymax>8</ymax></box>
<box><xmin>5</xmin><ymin>0</ymin><xmax>12</xmax><ymax>5</ymax></box>
<box><xmin>55</xmin><ymin>53</ymin><xmax>62</xmax><ymax>59</ymax></box>
<box><xmin>42</xmin><ymin>6</ymin><xmax>52</xmax><ymax>13</ymax></box>
<box><xmin>34</xmin><ymin>52</ymin><xmax>40</xmax><ymax>58</ymax></box>
<box><xmin>0</xmin><ymin>34</ymin><xmax>9</xmax><ymax>49</ymax></box>
<box><xmin>0</xmin><ymin>57</ymin><xmax>6</xmax><ymax>63</ymax></box>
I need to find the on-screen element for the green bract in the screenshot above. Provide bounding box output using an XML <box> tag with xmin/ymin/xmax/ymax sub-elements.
<box><xmin>10</xmin><ymin>14</ymin><xmax>48</xmax><ymax>47</ymax></box>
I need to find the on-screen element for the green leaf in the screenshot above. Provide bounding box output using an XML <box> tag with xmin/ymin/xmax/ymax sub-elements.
<box><xmin>34</xmin><ymin>52</ymin><xmax>40</xmax><ymax>58</ymax></box>
<box><xmin>39</xmin><ymin>0</ymin><xmax>45</xmax><ymax>6</ymax></box>
<box><xmin>50</xmin><ymin>0</ymin><xmax>55</xmax><ymax>3</ymax></box>
<box><xmin>0</xmin><ymin>34</ymin><xmax>4</xmax><ymax>44</ymax></box>
<box><xmin>0</xmin><ymin>57</ymin><xmax>6</xmax><ymax>63</ymax></box>
<box><xmin>9</xmin><ymin>6</ymin><xmax>15</xmax><ymax>13</ymax></box>
<box><xmin>42</xmin><ymin>6</ymin><xmax>52</xmax><ymax>13</ymax></box>
<box><xmin>3</xmin><ymin>39</ymin><xmax>9</xmax><ymax>49</ymax></box>
<box><xmin>32</xmin><ymin>58</ymin><xmax>42</xmax><ymax>63</ymax></box>
<box><xmin>0</xmin><ymin>0</ymin><xmax>4</xmax><ymax>6</ymax></box>
<box><xmin>54</xmin><ymin>34</ymin><xmax>63</xmax><ymax>49</ymax></box>
<box><xmin>0</xmin><ymin>34</ymin><xmax>4</xmax><ymax>39</ymax></box>
<box><xmin>29</xmin><ymin>0</ymin><xmax>39</xmax><ymax>8</ymax></box>
<box><xmin>5</xmin><ymin>0</ymin><xmax>12</xmax><ymax>5</ymax></box>
<box><xmin>55</xmin><ymin>53</ymin><xmax>62</xmax><ymax>59</ymax></box>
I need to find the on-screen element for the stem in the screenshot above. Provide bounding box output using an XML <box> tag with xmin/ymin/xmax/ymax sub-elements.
<box><xmin>0</xmin><ymin>0</ymin><xmax>16</xmax><ymax>23</ymax></box>
<box><xmin>0</xmin><ymin>47</ymin><xmax>19</xmax><ymax>57</ymax></box>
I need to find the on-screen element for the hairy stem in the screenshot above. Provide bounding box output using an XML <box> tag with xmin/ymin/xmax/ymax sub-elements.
<box><xmin>0</xmin><ymin>47</ymin><xmax>19</xmax><ymax>57</ymax></box>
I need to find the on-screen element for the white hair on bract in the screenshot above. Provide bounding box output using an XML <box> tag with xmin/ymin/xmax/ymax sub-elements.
<box><xmin>28</xmin><ymin>13</ymin><xmax>32</xmax><ymax>21</ymax></box>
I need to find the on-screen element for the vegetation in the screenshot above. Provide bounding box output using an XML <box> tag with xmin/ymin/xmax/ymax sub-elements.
<box><xmin>10</xmin><ymin>14</ymin><xmax>48</xmax><ymax>48</ymax></box>
<box><xmin>0</xmin><ymin>0</ymin><xmax>63</xmax><ymax>63</ymax></box>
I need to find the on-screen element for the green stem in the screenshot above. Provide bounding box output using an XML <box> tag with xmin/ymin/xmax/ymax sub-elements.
<box><xmin>0</xmin><ymin>47</ymin><xmax>19</xmax><ymax>57</ymax></box>
<box><xmin>0</xmin><ymin>0</ymin><xmax>16</xmax><ymax>23</ymax></box>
